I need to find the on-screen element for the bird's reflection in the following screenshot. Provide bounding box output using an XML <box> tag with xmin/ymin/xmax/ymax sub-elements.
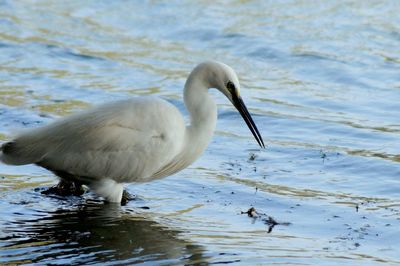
<box><xmin>0</xmin><ymin>200</ymin><xmax>207</xmax><ymax>265</ymax></box>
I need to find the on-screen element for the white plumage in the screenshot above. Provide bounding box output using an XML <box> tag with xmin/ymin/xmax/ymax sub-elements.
<box><xmin>0</xmin><ymin>61</ymin><xmax>264</xmax><ymax>203</ymax></box>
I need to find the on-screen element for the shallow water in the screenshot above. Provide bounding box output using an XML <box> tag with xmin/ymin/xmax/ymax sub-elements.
<box><xmin>1</xmin><ymin>1</ymin><xmax>400</xmax><ymax>265</ymax></box>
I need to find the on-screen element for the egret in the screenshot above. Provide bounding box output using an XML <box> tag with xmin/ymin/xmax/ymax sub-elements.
<box><xmin>0</xmin><ymin>61</ymin><xmax>264</xmax><ymax>203</ymax></box>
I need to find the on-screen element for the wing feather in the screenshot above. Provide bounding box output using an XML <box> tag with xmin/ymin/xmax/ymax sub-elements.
<box><xmin>3</xmin><ymin>97</ymin><xmax>186</xmax><ymax>183</ymax></box>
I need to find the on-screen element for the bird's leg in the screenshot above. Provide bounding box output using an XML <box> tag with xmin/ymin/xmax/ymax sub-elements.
<box><xmin>41</xmin><ymin>179</ymin><xmax>85</xmax><ymax>196</ymax></box>
<box><xmin>121</xmin><ymin>190</ymin><xmax>135</xmax><ymax>206</ymax></box>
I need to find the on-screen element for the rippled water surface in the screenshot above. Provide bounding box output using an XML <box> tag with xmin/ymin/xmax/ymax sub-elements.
<box><xmin>1</xmin><ymin>1</ymin><xmax>400</xmax><ymax>265</ymax></box>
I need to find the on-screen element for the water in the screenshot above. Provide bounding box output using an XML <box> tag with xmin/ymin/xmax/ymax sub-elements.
<box><xmin>1</xmin><ymin>1</ymin><xmax>399</xmax><ymax>265</ymax></box>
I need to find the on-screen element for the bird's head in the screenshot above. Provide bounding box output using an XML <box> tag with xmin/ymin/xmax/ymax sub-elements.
<box><xmin>203</xmin><ymin>61</ymin><xmax>265</xmax><ymax>148</ymax></box>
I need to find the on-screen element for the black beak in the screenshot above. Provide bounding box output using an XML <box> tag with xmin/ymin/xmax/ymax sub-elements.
<box><xmin>232</xmin><ymin>94</ymin><xmax>265</xmax><ymax>148</ymax></box>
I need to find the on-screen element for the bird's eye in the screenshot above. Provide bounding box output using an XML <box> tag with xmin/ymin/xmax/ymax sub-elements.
<box><xmin>226</xmin><ymin>81</ymin><xmax>235</xmax><ymax>93</ymax></box>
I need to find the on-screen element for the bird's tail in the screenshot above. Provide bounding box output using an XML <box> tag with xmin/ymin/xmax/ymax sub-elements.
<box><xmin>1</xmin><ymin>141</ymin><xmax>23</xmax><ymax>165</ymax></box>
<box><xmin>0</xmin><ymin>139</ymin><xmax>43</xmax><ymax>165</ymax></box>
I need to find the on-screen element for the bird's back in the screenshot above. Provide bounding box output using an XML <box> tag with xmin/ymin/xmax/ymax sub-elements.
<box><xmin>0</xmin><ymin>96</ymin><xmax>187</xmax><ymax>183</ymax></box>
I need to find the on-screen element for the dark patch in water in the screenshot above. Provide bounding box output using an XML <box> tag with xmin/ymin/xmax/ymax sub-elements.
<box><xmin>247</xmin><ymin>46</ymin><xmax>283</xmax><ymax>61</ymax></box>
<box><xmin>0</xmin><ymin>41</ymin><xmax>12</xmax><ymax>48</ymax></box>
<box><xmin>222</xmin><ymin>32</ymin><xmax>247</xmax><ymax>40</ymax></box>
<box><xmin>210</xmin><ymin>259</ymin><xmax>241</xmax><ymax>264</ymax></box>
<box><xmin>292</xmin><ymin>51</ymin><xmax>344</xmax><ymax>63</ymax></box>
<box><xmin>43</xmin><ymin>43</ymin><xmax>107</xmax><ymax>62</ymax></box>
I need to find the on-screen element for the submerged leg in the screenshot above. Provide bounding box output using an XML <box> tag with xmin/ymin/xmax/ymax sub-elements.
<box><xmin>121</xmin><ymin>190</ymin><xmax>136</xmax><ymax>206</ymax></box>
<box><xmin>42</xmin><ymin>179</ymin><xmax>85</xmax><ymax>196</ymax></box>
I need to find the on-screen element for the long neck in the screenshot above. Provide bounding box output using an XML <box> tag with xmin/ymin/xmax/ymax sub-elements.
<box><xmin>183</xmin><ymin>72</ymin><xmax>217</xmax><ymax>157</ymax></box>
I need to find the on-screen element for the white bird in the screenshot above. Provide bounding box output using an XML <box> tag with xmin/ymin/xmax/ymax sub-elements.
<box><xmin>0</xmin><ymin>61</ymin><xmax>264</xmax><ymax>203</ymax></box>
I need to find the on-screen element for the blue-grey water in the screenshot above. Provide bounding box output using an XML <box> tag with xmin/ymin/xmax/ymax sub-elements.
<box><xmin>1</xmin><ymin>1</ymin><xmax>399</xmax><ymax>265</ymax></box>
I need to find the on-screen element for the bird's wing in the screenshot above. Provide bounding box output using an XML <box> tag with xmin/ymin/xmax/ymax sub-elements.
<box><xmin>5</xmin><ymin>97</ymin><xmax>186</xmax><ymax>182</ymax></box>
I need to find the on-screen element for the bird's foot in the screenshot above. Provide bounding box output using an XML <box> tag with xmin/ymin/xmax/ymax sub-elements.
<box><xmin>41</xmin><ymin>179</ymin><xmax>85</xmax><ymax>197</ymax></box>
<box><xmin>121</xmin><ymin>190</ymin><xmax>136</xmax><ymax>206</ymax></box>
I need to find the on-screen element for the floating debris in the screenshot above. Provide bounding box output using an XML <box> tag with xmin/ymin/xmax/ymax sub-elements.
<box><xmin>243</xmin><ymin>207</ymin><xmax>258</xmax><ymax>217</ymax></box>
<box><xmin>249</xmin><ymin>153</ymin><xmax>257</xmax><ymax>161</ymax></box>
<box><xmin>241</xmin><ymin>207</ymin><xmax>290</xmax><ymax>233</ymax></box>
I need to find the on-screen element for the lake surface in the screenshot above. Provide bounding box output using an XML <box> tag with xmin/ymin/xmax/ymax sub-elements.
<box><xmin>1</xmin><ymin>1</ymin><xmax>399</xmax><ymax>265</ymax></box>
